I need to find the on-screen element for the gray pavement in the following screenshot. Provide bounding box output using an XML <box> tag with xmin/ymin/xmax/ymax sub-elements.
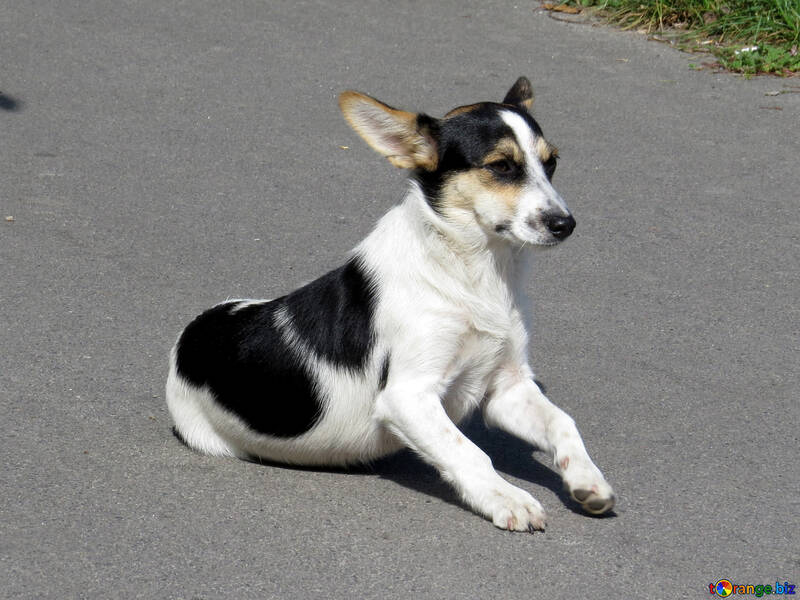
<box><xmin>2</xmin><ymin>2</ymin><xmax>799</xmax><ymax>599</ymax></box>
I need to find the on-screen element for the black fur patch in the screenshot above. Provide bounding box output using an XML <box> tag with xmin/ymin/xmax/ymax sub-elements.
<box><xmin>285</xmin><ymin>258</ymin><xmax>376</xmax><ymax>369</ymax></box>
<box><xmin>175</xmin><ymin>301</ymin><xmax>322</xmax><ymax>437</ymax></box>
<box><xmin>174</xmin><ymin>258</ymin><xmax>377</xmax><ymax>438</ymax></box>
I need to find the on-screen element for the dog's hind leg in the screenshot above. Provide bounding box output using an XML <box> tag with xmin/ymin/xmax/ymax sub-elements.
<box><xmin>482</xmin><ymin>375</ymin><xmax>616</xmax><ymax>515</ymax></box>
<box><xmin>376</xmin><ymin>386</ymin><xmax>547</xmax><ymax>532</ymax></box>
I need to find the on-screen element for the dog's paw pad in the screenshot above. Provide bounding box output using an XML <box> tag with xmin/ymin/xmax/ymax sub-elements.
<box><xmin>571</xmin><ymin>488</ymin><xmax>592</xmax><ymax>502</ymax></box>
<box><xmin>561</xmin><ymin>458</ymin><xmax>615</xmax><ymax>515</ymax></box>
<box><xmin>571</xmin><ymin>488</ymin><xmax>615</xmax><ymax>515</ymax></box>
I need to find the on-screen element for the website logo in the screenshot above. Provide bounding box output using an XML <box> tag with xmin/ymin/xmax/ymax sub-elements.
<box><xmin>708</xmin><ymin>580</ymin><xmax>796</xmax><ymax>597</ymax></box>
<box><xmin>713</xmin><ymin>580</ymin><xmax>734</xmax><ymax>597</ymax></box>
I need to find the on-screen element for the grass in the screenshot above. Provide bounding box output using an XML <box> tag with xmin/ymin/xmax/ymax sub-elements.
<box><xmin>560</xmin><ymin>0</ymin><xmax>800</xmax><ymax>75</ymax></box>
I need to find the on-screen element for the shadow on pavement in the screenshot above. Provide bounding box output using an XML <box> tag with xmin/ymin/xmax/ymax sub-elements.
<box><xmin>0</xmin><ymin>92</ymin><xmax>23</xmax><ymax>111</ymax></box>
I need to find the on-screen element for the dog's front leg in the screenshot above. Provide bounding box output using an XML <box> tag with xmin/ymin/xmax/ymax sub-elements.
<box><xmin>376</xmin><ymin>386</ymin><xmax>546</xmax><ymax>531</ymax></box>
<box><xmin>483</xmin><ymin>374</ymin><xmax>616</xmax><ymax>515</ymax></box>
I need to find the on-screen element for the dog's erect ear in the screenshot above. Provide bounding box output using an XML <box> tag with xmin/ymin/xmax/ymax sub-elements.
<box><xmin>338</xmin><ymin>91</ymin><xmax>438</xmax><ymax>171</ymax></box>
<box><xmin>502</xmin><ymin>77</ymin><xmax>534</xmax><ymax>110</ymax></box>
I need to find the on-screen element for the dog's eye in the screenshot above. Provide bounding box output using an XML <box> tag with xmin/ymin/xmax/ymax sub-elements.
<box><xmin>542</xmin><ymin>156</ymin><xmax>557</xmax><ymax>179</ymax></box>
<box><xmin>486</xmin><ymin>159</ymin><xmax>517</xmax><ymax>176</ymax></box>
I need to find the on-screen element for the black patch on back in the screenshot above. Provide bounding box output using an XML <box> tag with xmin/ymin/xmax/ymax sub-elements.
<box><xmin>285</xmin><ymin>258</ymin><xmax>376</xmax><ymax>370</ymax></box>
<box><xmin>174</xmin><ymin>258</ymin><xmax>377</xmax><ymax>438</ymax></box>
<box><xmin>414</xmin><ymin>103</ymin><xmax>545</xmax><ymax>214</ymax></box>
<box><xmin>378</xmin><ymin>353</ymin><xmax>390</xmax><ymax>391</ymax></box>
<box><xmin>175</xmin><ymin>301</ymin><xmax>322</xmax><ymax>437</ymax></box>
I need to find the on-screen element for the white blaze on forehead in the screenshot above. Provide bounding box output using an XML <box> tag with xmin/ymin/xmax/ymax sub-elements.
<box><xmin>500</xmin><ymin>109</ymin><xmax>569</xmax><ymax>215</ymax></box>
<box><xmin>499</xmin><ymin>110</ymin><xmax>541</xmax><ymax>174</ymax></box>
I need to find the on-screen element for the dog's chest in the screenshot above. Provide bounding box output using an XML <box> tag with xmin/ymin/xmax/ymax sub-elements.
<box><xmin>445</xmin><ymin>266</ymin><xmax>518</xmax><ymax>378</ymax></box>
<box><xmin>441</xmin><ymin>308</ymin><xmax>514</xmax><ymax>420</ymax></box>
<box><xmin>456</xmin><ymin>326</ymin><xmax>507</xmax><ymax>373</ymax></box>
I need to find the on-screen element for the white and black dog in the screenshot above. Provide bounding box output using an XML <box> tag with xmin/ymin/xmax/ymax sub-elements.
<box><xmin>166</xmin><ymin>78</ymin><xmax>615</xmax><ymax>532</ymax></box>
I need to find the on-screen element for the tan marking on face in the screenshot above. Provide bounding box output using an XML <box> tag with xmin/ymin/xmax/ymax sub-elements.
<box><xmin>535</xmin><ymin>137</ymin><xmax>558</xmax><ymax>163</ymax></box>
<box><xmin>435</xmin><ymin>135</ymin><xmax>529</xmax><ymax>225</ymax></box>
<box><xmin>482</xmin><ymin>137</ymin><xmax>523</xmax><ymax>166</ymax></box>
<box><xmin>437</xmin><ymin>169</ymin><xmax>523</xmax><ymax>220</ymax></box>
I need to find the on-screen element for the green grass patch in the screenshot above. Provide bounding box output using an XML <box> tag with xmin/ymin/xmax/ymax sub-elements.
<box><xmin>562</xmin><ymin>0</ymin><xmax>800</xmax><ymax>75</ymax></box>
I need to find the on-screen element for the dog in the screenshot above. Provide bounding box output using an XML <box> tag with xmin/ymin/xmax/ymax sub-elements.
<box><xmin>166</xmin><ymin>77</ymin><xmax>615</xmax><ymax>531</ymax></box>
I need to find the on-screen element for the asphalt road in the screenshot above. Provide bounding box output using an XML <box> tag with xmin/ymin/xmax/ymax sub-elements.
<box><xmin>2</xmin><ymin>2</ymin><xmax>798</xmax><ymax>599</ymax></box>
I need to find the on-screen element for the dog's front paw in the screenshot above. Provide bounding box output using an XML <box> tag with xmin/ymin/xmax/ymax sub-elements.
<box><xmin>484</xmin><ymin>483</ymin><xmax>546</xmax><ymax>532</ymax></box>
<box><xmin>560</xmin><ymin>457</ymin><xmax>615</xmax><ymax>515</ymax></box>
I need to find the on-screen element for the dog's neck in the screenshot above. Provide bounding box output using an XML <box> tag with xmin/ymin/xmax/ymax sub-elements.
<box><xmin>356</xmin><ymin>183</ymin><xmax>533</xmax><ymax>319</ymax></box>
<box><xmin>403</xmin><ymin>182</ymin><xmax>528</xmax><ymax>288</ymax></box>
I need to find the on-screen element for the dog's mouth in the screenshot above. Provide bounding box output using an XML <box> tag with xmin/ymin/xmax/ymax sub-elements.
<box><xmin>475</xmin><ymin>206</ymin><xmax>575</xmax><ymax>247</ymax></box>
<box><xmin>494</xmin><ymin>221</ymin><xmax>512</xmax><ymax>234</ymax></box>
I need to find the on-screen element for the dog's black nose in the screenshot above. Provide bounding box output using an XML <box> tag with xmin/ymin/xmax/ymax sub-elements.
<box><xmin>544</xmin><ymin>214</ymin><xmax>576</xmax><ymax>240</ymax></box>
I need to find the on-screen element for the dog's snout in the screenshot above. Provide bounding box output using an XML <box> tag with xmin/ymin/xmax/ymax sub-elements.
<box><xmin>544</xmin><ymin>214</ymin><xmax>576</xmax><ymax>240</ymax></box>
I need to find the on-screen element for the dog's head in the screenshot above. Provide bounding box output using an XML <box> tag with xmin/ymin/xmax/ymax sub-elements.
<box><xmin>339</xmin><ymin>77</ymin><xmax>574</xmax><ymax>247</ymax></box>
